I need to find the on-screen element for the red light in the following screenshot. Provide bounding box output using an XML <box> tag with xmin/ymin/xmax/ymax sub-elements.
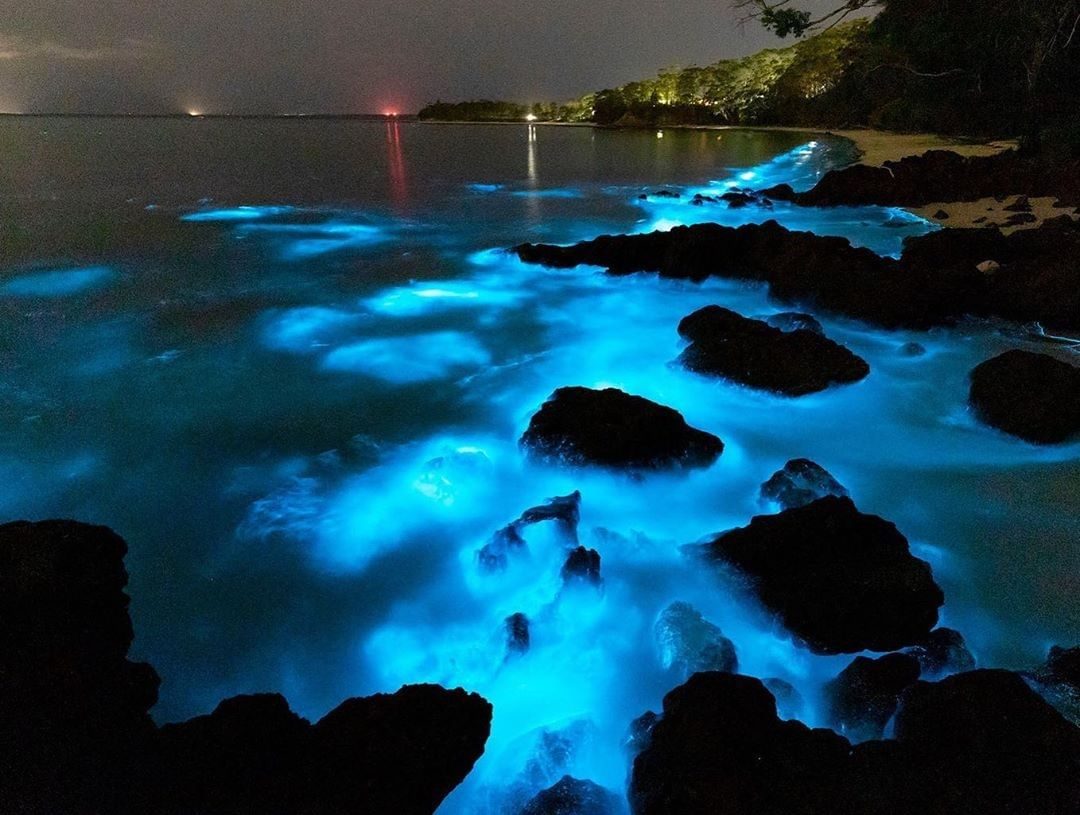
<box><xmin>384</xmin><ymin>110</ymin><xmax>398</xmax><ymax>118</ymax></box>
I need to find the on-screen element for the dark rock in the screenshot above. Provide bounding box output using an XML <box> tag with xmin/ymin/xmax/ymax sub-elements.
<box><xmin>0</xmin><ymin>520</ymin><xmax>494</xmax><ymax>815</ymax></box>
<box><xmin>562</xmin><ymin>546</ymin><xmax>602</xmax><ymax>586</ymax></box>
<box><xmin>649</xmin><ymin>189</ymin><xmax>680</xmax><ymax>199</ymax></box>
<box><xmin>516</xmin><ymin>215</ymin><xmax>1080</xmax><ymax>332</ymax></box>
<box><xmin>626</xmin><ymin>711</ymin><xmax>660</xmax><ymax>754</ymax></box>
<box><xmin>825</xmin><ymin>653</ymin><xmax>922</xmax><ymax>741</ymax></box>
<box><xmin>677</xmin><ymin>306</ymin><xmax>870</xmax><ymax>396</ymax></box>
<box><xmin>900</xmin><ymin>341</ymin><xmax>926</xmax><ymax>357</ymax></box>
<box><xmin>478</xmin><ymin>491</ymin><xmax>582</xmax><ymax>571</ymax></box>
<box><xmin>721</xmin><ymin>190</ymin><xmax>756</xmax><ymax>208</ymax></box>
<box><xmin>506</xmin><ymin>613</ymin><xmax>531</xmax><ymax>657</ymax></box>
<box><xmin>762</xmin><ymin>678</ymin><xmax>802</xmax><ymax>719</ymax></box>
<box><xmin>1039</xmin><ymin>645</ymin><xmax>1080</xmax><ymax>688</ymax></box>
<box><xmin>521</xmin><ymin>387</ymin><xmax>723</xmax><ymax>470</ymax></box>
<box><xmin>631</xmin><ymin>669</ymin><xmax>1080</xmax><ymax>815</ymax></box>
<box><xmin>306</xmin><ymin>684</ymin><xmax>492</xmax><ymax>815</ymax></box>
<box><xmin>1004</xmin><ymin>211</ymin><xmax>1038</xmax><ymax>226</ymax></box>
<box><xmin>478</xmin><ymin>524</ymin><xmax>527</xmax><ymax>572</ymax></box>
<box><xmin>1032</xmin><ymin>645</ymin><xmax>1080</xmax><ymax>726</ymax></box>
<box><xmin>973</xmin><ymin>216</ymin><xmax>988</xmax><ymax>224</ymax></box>
<box><xmin>765</xmin><ymin>311</ymin><xmax>824</xmax><ymax>334</ymax></box>
<box><xmin>654</xmin><ymin>601</ymin><xmax>738</xmax><ymax>678</ymax></box>
<box><xmin>902</xmin><ymin>627</ymin><xmax>976</xmax><ymax>676</ymax></box>
<box><xmin>521</xmin><ymin>776</ymin><xmax>621</xmax><ymax>815</ymax></box>
<box><xmin>892</xmin><ymin>670</ymin><xmax>1080</xmax><ymax>814</ymax></box>
<box><xmin>934</xmin><ymin>209</ymin><xmax>950</xmax><ymax>220</ymax></box>
<box><xmin>1004</xmin><ymin>195</ymin><xmax>1032</xmax><ymax>212</ymax></box>
<box><xmin>0</xmin><ymin>520</ymin><xmax>161</xmax><ymax>813</ymax></box>
<box><xmin>630</xmin><ymin>672</ymin><xmax>853</xmax><ymax>814</ymax></box>
<box><xmin>969</xmin><ymin>350</ymin><xmax>1080</xmax><ymax>443</ymax></box>
<box><xmin>760</xmin><ymin>458</ymin><xmax>849</xmax><ymax>510</ymax></box>
<box><xmin>704</xmin><ymin>496</ymin><xmax>944</xmax><ymax>653</ymax></box>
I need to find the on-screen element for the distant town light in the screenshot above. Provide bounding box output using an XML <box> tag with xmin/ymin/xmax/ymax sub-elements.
<box><xmin>656</xmin><ymin>130</ymin><xmax>664</xmax><ymax>139</ymax></box>
<box><xmin>525</xmin><ymin>113</ymin><xmax>538</xmax><ymax>122</ymax></box>
<box><xmin>187</xmin><ymin>109</ymin><xmax>202</xmax><ymax>117</ymax></box>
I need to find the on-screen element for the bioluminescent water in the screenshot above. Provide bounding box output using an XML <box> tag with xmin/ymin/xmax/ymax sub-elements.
<box><xmin>1</xmin><ymin>119</ymin><xmax>1077</xmax><ymax>813</ymax></box>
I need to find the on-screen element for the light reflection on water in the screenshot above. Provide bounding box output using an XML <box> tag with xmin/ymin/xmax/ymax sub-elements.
<box><xmin>0</xmin><ymin>120</ymin><xmax>1076</xmax><ymax>813</ymax></box>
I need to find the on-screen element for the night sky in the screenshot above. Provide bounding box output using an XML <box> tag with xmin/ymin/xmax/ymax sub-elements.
<box><xmin>0</xmin><ymin>1</ymin><xmax>857</xmax><ymax>114</ymax></box>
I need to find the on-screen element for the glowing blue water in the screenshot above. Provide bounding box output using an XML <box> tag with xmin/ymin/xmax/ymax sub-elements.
<box><xmin>1</xmin><ymin>120</ymin><xmax>1076</xmax><ymax>813</ymax></box>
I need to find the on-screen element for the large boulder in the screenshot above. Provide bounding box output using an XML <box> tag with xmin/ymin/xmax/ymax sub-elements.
<box><xmin>704</xmin><ymin>496</ymin><xmax>944</xmax><ymax>653</ymax></box>
<box><xmin>521</xmin><ymin>387</ymin><xmax>723</xmax><ymax>470</ymax></box>
<box><xmin>760</xmin><ymin>458</ymin><xmax>849</xmax><ymax>510</ymax></box>
<box><xmin>825</xmin><ymin>653</ymin><xmax>922</xmax><ymax>741</ymax></box>
<box><xmin>0</xmin><ymin>520</ymin><xmax>494</xmax><ymax>815</ymax></box>
<box><xmin>0</xmin><ymin>520</ymin><xmax>161</xmax><ymax>812</ymax></box>
<box><xmin>520</xmin><ymin>776</ymin><xmax>622</xmax><ymax>815</ymax></box>
<box><xmin>676</xmin><ymin>306</ymin><xmax>869</xmax><ymax>396</ymax></box>
<box><xmin>630</xmin><ymin>672</ymin><xmax>853</xmax><ymax>815</ymax></box>
<box><xmin>654</xmin><ymin>601</ymin><xmax>738</xmax><ymax>679</ymax></box>
<box><xmin>161</xmin><ymin>684</ymin><xmax>492</xmax><ymax>815</ymax></box>
<box><xmin>969</xmin><ymin>350</ymin><xmax>1080</xmax><ymax>443</ymax></box>
<box><xmin>892</xmin><ymin>670</ymin><xmax>1080</xmax><ymax>814</ymax></box>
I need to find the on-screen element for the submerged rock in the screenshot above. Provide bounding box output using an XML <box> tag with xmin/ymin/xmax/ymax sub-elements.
<box><xmin>478</xmin><ymin>491</ymin><xmax>582</xmax><ymax>572</ymax></box>
<box><xmin>902</xmin><ymin>627</ymin><xmax>976</xmax><ymax>676</ymax></box>
<box><xmin>521</xmin><ymin>387</ymin><xmax>723</xmax><ymax>471</ymax></box>
<box><xmin>520</xmin><ymin>776</ymin><xmax>621</xmax><ymax>815</ymax></box>
<box><xmin>899</xmin><ymin>341</ymin><xmax>926</xmax><ymax>357</ymax></box>
<box><xmin>969</xmin><ymin>350</ymin><xmax>1080</xmax><ymax>443</ymax></box>
<box><xmin>562</xmin><ymin>546</ymin><xmax>602</xmax><ymax>586</ymax></box>
<box><xmin>506</xmin><ymin>613</ymin><xmax>531</xmax><ymax>657</ymax></box>
<box><xmin>825</xmin><ymin>653</ymin><xmax>922</xmax><ymax>741</ymax></box>
<box><xmin>654</xmin><ymin>601</ymin><xmax>737</xmax><ymax>678</ymax></box>
<box><xmin>704</xmin><ymin>496</ymin><xmax>944</xmax><ymax>653</ymax></box>
<box><xmin>760</xmin><ymin>458</ymin><xmax>849</xmax><ymax>510</ymax></box>
<box><xmin>1031</xmin><ymin>645</ymin><xmax>1080</xmax><ymax>726</ymax></box>
<box><xmin>677</xmin><ymin>306</ymin><xmax>869</xmax><ymax>396</ymax></box>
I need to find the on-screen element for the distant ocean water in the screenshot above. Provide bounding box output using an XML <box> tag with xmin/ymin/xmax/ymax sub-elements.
<box><xmin>0</xmin><ymin>118</ymin><xmax>1076</xmax><ymax>814</ymax></box>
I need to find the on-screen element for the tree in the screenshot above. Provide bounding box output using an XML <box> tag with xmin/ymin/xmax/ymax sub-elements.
<box><xmin>734</xmin><ymin>0</ymin><xmax>882</xmax><ymax>37</ymax></box>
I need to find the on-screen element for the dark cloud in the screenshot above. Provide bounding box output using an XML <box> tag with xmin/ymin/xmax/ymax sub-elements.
<box><xmin>0</xmin><ymin>0</ymin><xmax>857</xmax><ymax>113</ymax></box>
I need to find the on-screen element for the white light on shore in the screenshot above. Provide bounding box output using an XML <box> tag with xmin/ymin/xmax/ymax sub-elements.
<box><xmin>187</xmin><ymin>109</ymin><xmax>202</xmax><ymax>117</ymax></box>
<box><xmin>525</xmin><ymin>113</ymin><xmax>538</xmax><ymax>122</ymax></box>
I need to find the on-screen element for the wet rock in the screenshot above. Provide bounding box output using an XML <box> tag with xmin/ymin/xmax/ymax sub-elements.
<box><xmin>0</xmin><ymin>520</ymin><xmax>161</xmax><ymax>813</ymax></box>
<box><xmin>520</xmin><ymin>721</ymin><xmax>598</xmax><ymax>793</ymax></box>
<box><xmin>415</xmin><ymin>447</ymin><xmax>492</xmax><ymax>505</ymax></box>
<box><xmin>690</xmin><ymin>193</ymin><xmax>719</xmax><ymax>206</ymax></box>
<box><xmin>892</xmin><ymin>670</ymin><xmax>1080</xmax><ymax>814</ymax></box>
<box><xmin>765</xmin><ymin>311</ymin><xmax>824</xmax><ymax>334</ymax></box>
<box><xmin>0</xmin><ymin>520</ymin><xmax>494</xmax><ymax>815</ymax></box>
<box><xmin>900</xmin><ymin>341</ymin><xmax>927</xmax><ymax>356</ymax></box>
<box><xmin>760</xmin><ymin>458</ymin><xmax>849</xmax><ymax>510</ymax></box>
<box><xmin>515</xmin><ymin>217</ymin><xmax>1080</xmax><ymax>332</ymax></box>
<box><xmin>1005</xmin><ymin>195</ymin><xmax>1032</xmax><ymax>212</ymax></box>
<box><xmin>654</xmin><ymin>601</ymin><xmax>738</xmax><ymax>678</ymax></box>
<box><xmin>1032</xmin><ymin>645</ymin><xmax>1080</xmax><ymax>726</ymax></box>
<box><xmin>721</xmin><ymin>190</ymin><xmax>756</xmax><ymax>208</ymax></box>
<box><xmin>649</xmin><ymin>189</ymin><xmax>680</xmax><ymax>199</ymax></box>
<box><xmin>704</xmin><ymin>496</ymin><xmax>944</xmax><ymax>653</ymax></box>
<box><xmin>506</xmin><ymin>613</ymin><xmax>531</xmax><ymax>657</ymax></box>
<box><xmin>975</xmin><ymin>259</ymin><xmax>1000</xmax><ymax>274</ymax></box>
<box><xmin>520</xmin><ymin>776</ymin><xmax>621</xmax><ymax>815</ymax></box>
<box><xmin>626</xmin><ymin>711</ymin><xmax>660</xmax><ymax>754</ymax></box>
<box><xmin>478</xmin><ymin>491</ymin><xmax>582</xmax><ymax>571</ymax></box>
<box><xmin>521</xmin><ymin>387</ymin><xmax>723</xmax><ymax>470</ymax></box>
<box><xmin>762</xmin><ymin>678</ymin><xmax>802</xmax><ymax>719</ymax></box>
<box><xmin>630</xmin><ymin>672</ymin><xmax>853</xmax><ymax>814</ymax></box>
<box><xmin>562</xmin><ymin>546</ymin><xmax>602</xmax><ymax>586</ymax></box>
<box><xmin>477</xmin><ymin>524</ymin><xmax>527</xmax><ymax>572</ymax></box>
<box><xmin>902</xmin><ymin>627</ymin><xmax>976</xmax><ymax>676</ymax></box>
<box><xmin>677</xmin><ymin>306</ymin><xmax>869</xmax><ymax>396</ymax></box>
<box><xmin>969</xmin><ymin>350</ymin><xmax>1080</xmax><ymax>443</ymax></box>
<box><xmin>825</xmin><ymin>653</ymin><xmax>922</xmax><ymax>741</ymax></box>
<box><xmin>1004</xmin><ymin>211</ymin><xmax>1038</xmax><ymax>226</ymax></box>
<box><xmin>934</xmin><ymin>209</ymin><xmax>950</xmax><ymax>220</ymax></box>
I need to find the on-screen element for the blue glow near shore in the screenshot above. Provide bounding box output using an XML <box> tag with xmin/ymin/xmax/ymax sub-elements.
<box><xmin>181</xmin><ymin>205</ymin><xmax>295</xmax><ymax>222</ymax></box>
<box><xmin>1</xmin><ymin>266</ymin><xmax>115</xmax><ymax>297</ymax></box>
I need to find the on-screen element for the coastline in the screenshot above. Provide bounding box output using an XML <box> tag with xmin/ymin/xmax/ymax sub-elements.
<box><xmin>418</xmin><ymin>119</ymin><xmax>1015</xmax><ymax>167</ymax></box>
